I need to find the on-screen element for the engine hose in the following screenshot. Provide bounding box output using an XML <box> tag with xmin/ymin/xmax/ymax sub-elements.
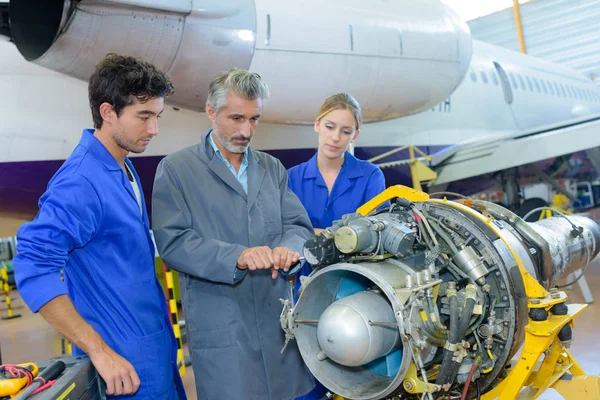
<box><xmin>435</xmin><ymin>288</ymin><xmax>459</xmax><ymax>387</ymax></box>
<box><xmin>428</xmin><ymin>219</ymin><xmax>460</xmax><ymax>254</ymax></box>
<box><xmin>423</xmin><ymin>297</ymin><xmax>448</xmax><ymax>343</ymax></box>
<box><xmin>421</xmin><ymin>324</ymin><xmax>446</xmax><ymax>346</ymax></box>
<box><xmin>465</xmin><ymin>290</ymin><xmax>488</xmax><ymax>337</ymax></box>
<box><xmin>444</xmin><ymin>291</ymin><xmax>477</xmax><ymax>388</ymax></box>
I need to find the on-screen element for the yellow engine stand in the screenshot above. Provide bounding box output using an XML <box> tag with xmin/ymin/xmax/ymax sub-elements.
<box><xmin>351</xmin><ymin>186</ymin><xmax>600</xmax><ymax>400</ymax></box>
<box><xmin>481</xmin><ymin>303</ymin><xmax>598</xmax><ymax>400</ymax></box>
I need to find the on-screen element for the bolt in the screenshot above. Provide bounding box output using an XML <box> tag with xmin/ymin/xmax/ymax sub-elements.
<box><xmin>496</xmin><ymin>271</ymin><xmax>501</xmax><ymax>276</ymax></box>
<box><xmin>504</xmin><ymin>321</ymin><xmax>509</xmax><ymax>326</ymax></box>
<box><xmin>502</xmin><ymin>296</ymin><xmax>508</xmax><ymax>301</ymax></box>
<box><xmin>531</xmin><ymin>299</ymin><xmax>541</xmax><ymax>304</ymax></box>
<box><xmin>551</xmin><ymin>292</ymin><xmax>561</xmax><ymax>299</ymax></box>
<box><xmin>404</xmin><ymin>381</ymin><xmax>414</xmax><ymax>390</ymax></box>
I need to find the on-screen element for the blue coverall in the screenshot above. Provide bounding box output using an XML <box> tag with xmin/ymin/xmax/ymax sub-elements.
<box><xmin>14</xmin><ymin>129</ymin><xmax>186</xmax><ymax>400</ymax></box>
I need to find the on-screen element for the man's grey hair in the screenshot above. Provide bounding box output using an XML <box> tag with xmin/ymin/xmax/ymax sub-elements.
<box><xmin>206</xmin><ymin>68</ymin><xmax>270</xmax><ymax>112</ymax></box>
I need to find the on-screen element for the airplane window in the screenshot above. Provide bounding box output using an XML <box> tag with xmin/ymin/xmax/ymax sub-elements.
<box><xmin>525</xmin><ymin>76</ymin><xmax>533</xmax><ymax>91</ymax></box>
<box><xmin>540</xmin><ymin>80</ymin><xmax>547</xmax><ymax>94</ymax></box>
<box><xmin>533</xmin><ymin>78</ymin><xmax>541</xmax><ymax>92</ymax></box>
<box><xmin>559</xmin><ymin>83</ymin><xmax>566</xmax><ymax>97</ymax></box>
<box><xmin>509</xmin><ymin>72</ymin><xmax>518</xmax><ymax>89</ymax></box>
<box><xmin>480</xmin><ymin>71</ymin><xmax>489</xmax><ymax>84</ymax></box>
<box><xmin>470</xmin><ymin>71</ymin><xmax>477</xmax><ymax>82</ymax></box>
<box><xmin>553</xmin><ymin>82</ymin><xmax>561</xmax><ymax>97</ymax></box>
<box><xmin>547</xmin><ymin>81</ymin><xmax>555</xmax><ymax>95</ymax></box>
<box><xmin>517</xmin><ymin>74</ymin><xmax>526</xmax><ymax>90</ymax></box>
<box><xmin>565</xmin><ymin>85</ymin><xmax>572</xmax><ymax>98</ymax></box>
<box><xmin>490</xmin><ymin>71</ymin><xmax>499</xmax><ymax>86</ymax></box>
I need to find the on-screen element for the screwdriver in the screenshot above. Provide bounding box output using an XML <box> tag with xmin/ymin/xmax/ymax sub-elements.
<box><xmin>13</xmin><ymin>360</ymin><xmax>66</xmax><ymax>400</ymax></box>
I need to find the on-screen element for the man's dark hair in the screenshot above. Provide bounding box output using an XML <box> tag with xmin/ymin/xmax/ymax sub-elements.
<box><xmin>88</xmin><ymin>53</ymin><xmax>175</xmax><ymax>129</ymax></box>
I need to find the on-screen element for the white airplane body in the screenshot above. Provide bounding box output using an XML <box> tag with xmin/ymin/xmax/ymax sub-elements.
<box><xmin>1</xmin><ymin>0</ymin><xmax>600</xmax><ymax>218</ymax></box>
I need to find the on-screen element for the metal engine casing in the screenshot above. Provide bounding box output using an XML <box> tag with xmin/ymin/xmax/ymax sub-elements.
<box><xmin>284</xmin><ymin>194</ymin><xmax>600</xmax><ymax>400</ymax></box>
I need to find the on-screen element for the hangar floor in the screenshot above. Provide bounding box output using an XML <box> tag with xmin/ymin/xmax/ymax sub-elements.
<box><xmin>1</xmin><ymin>249</ymin><xmax>600</xmax><ymax>399</ymax></box>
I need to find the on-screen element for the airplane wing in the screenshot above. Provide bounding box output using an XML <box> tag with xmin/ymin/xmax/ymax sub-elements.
<box><xmin>431</xmin><ymin>112</ymin><xmax>600</xmax><ymax>184</ymax></box>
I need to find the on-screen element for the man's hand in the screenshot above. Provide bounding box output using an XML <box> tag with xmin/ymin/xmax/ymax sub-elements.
<box><xmin>271</xmin><ymin>247</ymin><xmax>300</xmax><ymax>279</ymax></box>
<box><xmin>237</xmin><ymin>246</ymin><xmax>275</xmax><ymax>271</ymax></box>
<box><xmin>89</xmin><ymin>345</ymin><xmax>140</xmax><ymax>396</ymax></box>
<box><xmin>37</xmin><ymin>295</ymin><xmax>140</xmax><ymax>396</ymax></box>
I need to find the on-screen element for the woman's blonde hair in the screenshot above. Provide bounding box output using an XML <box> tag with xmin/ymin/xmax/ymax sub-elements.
<box><xmin>316</xmin><ymin>93</ymin><xmax>362</xmax><ymax>129</ymax></box>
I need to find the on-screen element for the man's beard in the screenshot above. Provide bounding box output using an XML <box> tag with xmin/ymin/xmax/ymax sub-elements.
<box><xmin>114</xmin><ymin>133</ymin><xmax>146</xmax><ymax>154</ymax></box>
<box><xmin>216</xmin><ymin>131</ymin><xmax>251</xmax><ymax>154</ymax></box>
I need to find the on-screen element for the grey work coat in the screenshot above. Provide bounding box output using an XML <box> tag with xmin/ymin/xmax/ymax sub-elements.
<box><xmin>152</xmin><ymin>131</ymin><xmax>315</xmax><ymax>400</ymax></box>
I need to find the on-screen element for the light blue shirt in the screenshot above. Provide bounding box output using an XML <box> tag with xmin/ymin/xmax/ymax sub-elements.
<box><xmin>208</xmin><ymin>132</ymin><xmax>249</xmax><ymax>193</ymax></box>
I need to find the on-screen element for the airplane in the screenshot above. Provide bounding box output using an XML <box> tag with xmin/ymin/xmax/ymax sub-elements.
<box><xmin>1</xmin><ymin>0</ymin><xmax>600</xmax><ymax>224</ymax></box>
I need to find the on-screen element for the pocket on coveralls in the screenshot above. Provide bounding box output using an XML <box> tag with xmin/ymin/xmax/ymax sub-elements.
<box><xmin>128</xmin><ymin>321</ymin><xmax>174</xmax><ymax>399</ymax></box>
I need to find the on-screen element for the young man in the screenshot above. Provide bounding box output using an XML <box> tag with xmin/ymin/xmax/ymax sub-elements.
<box><xmin>152</xmin><ymin>69</ymin><xmax>315</xmax><ymax>399</ymax></box>
<box><xmin>14</xmin><ymin>54</ymin><xmax>186</xmax><ymax>400</ymax></box>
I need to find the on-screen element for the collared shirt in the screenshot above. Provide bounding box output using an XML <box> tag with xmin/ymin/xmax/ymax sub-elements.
<box><xmin>287</xmin><ymin>152</ymin><xmax>390</xmax><ymax>229</ymax></box>
<box><xmin>208</xmin><ymin>132</ymin><xmax>249</xmax><ymax>193</ymax></box>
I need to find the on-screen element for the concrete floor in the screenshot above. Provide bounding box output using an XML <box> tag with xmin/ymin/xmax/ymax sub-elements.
<box><xmin>1</xmin><ymin>259</ymin><xmax>599</xmax><ymax>399</ymax></box>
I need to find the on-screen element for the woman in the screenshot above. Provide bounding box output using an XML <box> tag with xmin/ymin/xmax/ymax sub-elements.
<box><xmin>288</xmin><ymin>92</ymin><xmax>389</xmax><ymax>234</ymax></box>
<box><xmin>288</xmin><ymin>93</ymin><xmax>389</xmax><ymax>400</ymax></box>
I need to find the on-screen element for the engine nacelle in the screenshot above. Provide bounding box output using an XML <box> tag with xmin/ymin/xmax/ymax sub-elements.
<box><xmin>8</xmin><ymin>0</ymin><xmax>472</xmax><ymax>123</ymax></box>
<box><xmin>282</xmin><ymin>186</ymin><xmax>600</xmax><ymax>399</ymax></box>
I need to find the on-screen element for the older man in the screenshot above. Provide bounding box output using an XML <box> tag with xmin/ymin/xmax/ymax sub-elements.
<box><xmin>152</xmin><ymin>69</ymin><xmax>315</xmax><ymax>400</ymax></box>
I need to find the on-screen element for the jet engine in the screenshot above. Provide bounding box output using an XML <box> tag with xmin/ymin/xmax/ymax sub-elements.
<box><xmin>281</xmin><ymin>186</ymin><xmax>600</xmax><ymax>399</ymax></box>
